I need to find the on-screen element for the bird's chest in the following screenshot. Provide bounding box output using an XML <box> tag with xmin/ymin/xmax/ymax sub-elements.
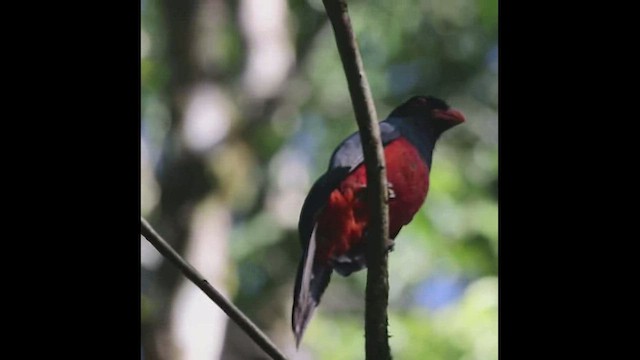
<box><xmin>383</xmin><ymin>138</ymin><xmax>430</xmax><ymax>231</ymax></box>
<box><xmin>315</xmin><ymin>138</ymin><xmax>429</xmax><ymax>263</ymax></box>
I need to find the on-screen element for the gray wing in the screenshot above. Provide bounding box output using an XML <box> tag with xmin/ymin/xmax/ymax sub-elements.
<box><xmin>328</xmin><ymin>121</ymin><xmax>401</xmax><ymax>171</ymax></box>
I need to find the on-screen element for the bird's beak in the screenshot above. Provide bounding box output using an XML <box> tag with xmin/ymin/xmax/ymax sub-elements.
<box><xmin>434</xmin><ymin>108</ymin><xmax>466</xmax><ymax>126</ymax></box>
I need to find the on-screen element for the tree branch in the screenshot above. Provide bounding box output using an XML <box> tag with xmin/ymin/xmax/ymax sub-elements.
<box><xmin>140</xmin><ymin>217</ymin><xmax>287</xmax><ymax>360</ymax></box>
<box><xmin>321</xmin><ymin>1</ymin><xmax>391</xmax><ymax>359</ymax></box>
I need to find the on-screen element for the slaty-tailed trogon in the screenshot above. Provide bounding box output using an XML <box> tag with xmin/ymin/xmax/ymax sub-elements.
<box><xmin>292</xmin><ymin>95</ymin><xmax>465</xmax><ymax>345</ymax></box>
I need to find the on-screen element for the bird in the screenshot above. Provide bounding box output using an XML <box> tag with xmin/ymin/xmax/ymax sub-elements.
<box><xmin>291</xmin><ymin>95</ymin><xmax>465</xmax><ymax>346</ymax></box>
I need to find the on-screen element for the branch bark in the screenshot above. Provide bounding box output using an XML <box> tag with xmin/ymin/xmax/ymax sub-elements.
<box><xmin>140</xmin><ymin>217</ymin><xmax>287</xmax><ymax>360</ymax></box>
<box><xmin>322</xmin><ymin>0</ymin><xmax>391</xmax><ymax>359</ymax></box>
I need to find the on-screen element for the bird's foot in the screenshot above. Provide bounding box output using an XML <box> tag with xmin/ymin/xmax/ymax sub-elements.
<box><xmin>387</xmin><ymin>183</ymin><xmax>396</xmax><ymax>200</ymax></box>
<box><xmin>385</xmin><ymin>238</ymin><xmax>395</xmax><ymax>253</ymax></box>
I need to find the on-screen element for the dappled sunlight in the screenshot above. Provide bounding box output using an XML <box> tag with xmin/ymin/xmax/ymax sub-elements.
<box><xmin>182</xmin><ymin>84</ymin><xmax>233</xmax><ymax>154</ymax></box>
<box><xmin>240</xmin><ymin>0</ymin><xmax>294</xmax><ymax>99</ymax></box>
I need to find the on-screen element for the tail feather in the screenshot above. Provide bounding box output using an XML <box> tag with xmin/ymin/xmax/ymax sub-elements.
<box><xmin>292</xmin><ymin>225</ymin><xmax>332</xmax><ymax>347</ymax></box>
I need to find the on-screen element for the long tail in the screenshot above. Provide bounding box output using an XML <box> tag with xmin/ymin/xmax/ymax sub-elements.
<box><xmin>292</xmin><ymin>225</ymin><xmax>332</xmax><ymax>347</ymax></box>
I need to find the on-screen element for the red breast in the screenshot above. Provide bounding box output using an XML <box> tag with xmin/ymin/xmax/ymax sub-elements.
<box><xmin>315</xmin><ymin>137</ymin><xmax>429</xmax><ymax>264</ymax></box>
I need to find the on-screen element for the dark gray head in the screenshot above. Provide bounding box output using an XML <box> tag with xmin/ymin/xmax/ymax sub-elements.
<box><xmin>389</xmin><ymin>95</ymin><xmax>465</xmax><ymax>136</ymax></box>
<box><xmin>384</xmin><ymin>95</ymin><xmax>465</xmax><ymax>167</ymax></box>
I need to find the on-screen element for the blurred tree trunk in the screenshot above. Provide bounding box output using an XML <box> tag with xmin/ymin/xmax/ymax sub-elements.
<box><xmin>142</xmin><ymin>0</ymin><xmax>324</xmax><ymax>358</ymax></box>
<box><xmin>142</xmin><ymin>0</ymin><xmax>218</xmax><ymax>358</ymax></box>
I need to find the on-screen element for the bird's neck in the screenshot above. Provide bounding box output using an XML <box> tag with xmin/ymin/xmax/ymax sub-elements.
<box><xmin>387</xmin><ymin>117</ymin><xmax>440</xmax><ymax>168</ymax></box>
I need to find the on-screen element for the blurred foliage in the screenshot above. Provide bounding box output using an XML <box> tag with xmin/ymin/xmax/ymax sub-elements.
<box><xmin>141</xmin><ymin>0</ymin><xmax>497</xmax><ymax>358</ymax></box>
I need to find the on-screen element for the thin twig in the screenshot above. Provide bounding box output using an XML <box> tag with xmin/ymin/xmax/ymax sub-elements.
<box><xmin>321</xmin><ymin>0</ymin><xmax>391</xmax><ymax>359</ymax></box>
<box><xmin>140</xmin><ymin>217</ymin><xmax>287</xmax><ymax>360</ymax></box>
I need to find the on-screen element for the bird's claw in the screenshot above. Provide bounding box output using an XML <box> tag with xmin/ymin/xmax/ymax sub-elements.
<box><xmin>385</xmin><ymin>238</ymin><xmax>395</xmax><ymax>252</ymax></box>
<box><xmin>387</xmin><ymin>183</ymin><xmax>396</xmax><ymax>200</ymax></box>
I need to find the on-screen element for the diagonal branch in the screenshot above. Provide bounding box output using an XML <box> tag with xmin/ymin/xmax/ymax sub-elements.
<box><xmin>321</xmin><ymin>1</ymin><xmax>391</xmax><ymax>359</ymax></box>
<box><xmin>140</xmin><ymin>217</ymin><xmax>287</xmax><ymax>360</ymax></box>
